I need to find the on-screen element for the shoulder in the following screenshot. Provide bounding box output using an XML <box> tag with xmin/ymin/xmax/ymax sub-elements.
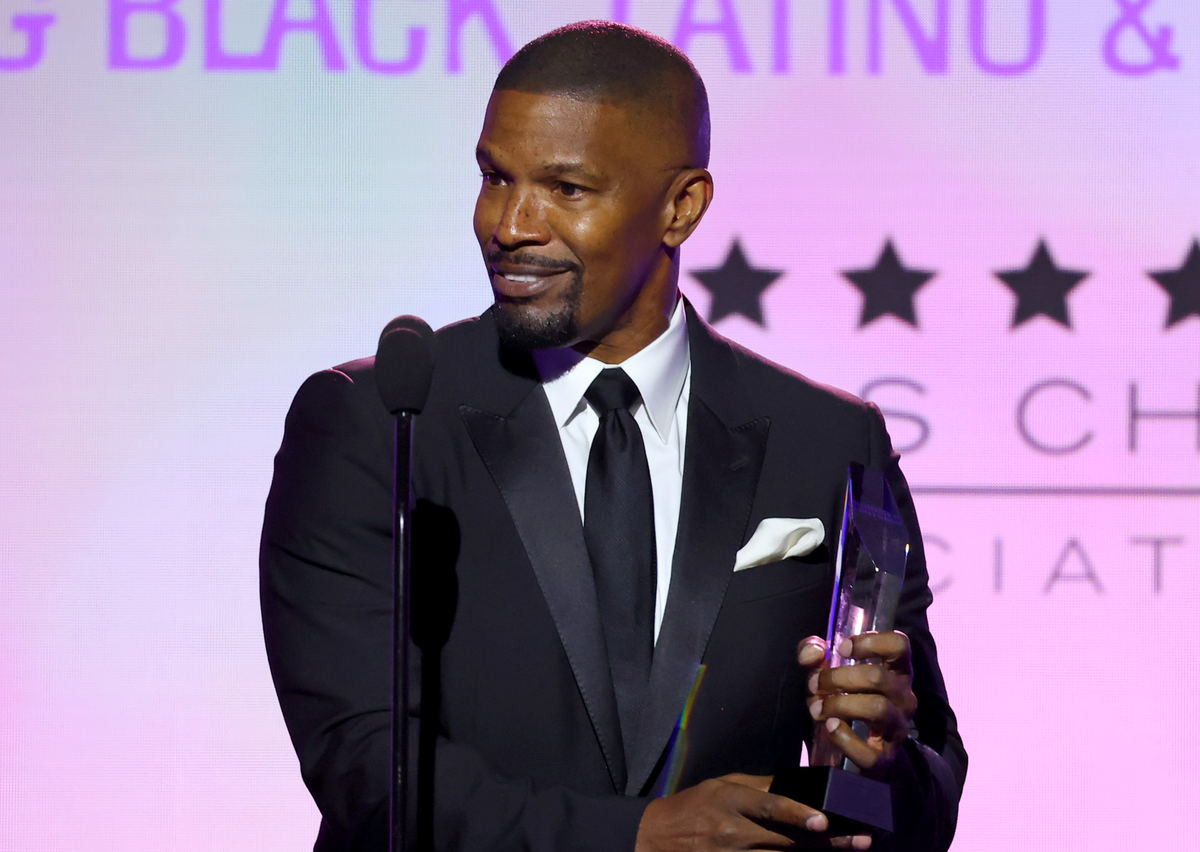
<box><xmin>280</xmin><ymin>358</ymin><xmax>390</xmax><ymax>459</ymax></box>
<box><xmin>707</xmin><ymin>323</ymin><xmax>880</xmax><ymax>428</ymax></box>
<box><xmin>692</xmin><ymin>317</ymin><xmax>894</xmax><ymax>465</ymax></box>
<box><xmin>734</xmin><ymin>340</ymin><xmax>868</xmax><ymax>415</ymax></box>
<box><xmin>282</xmin><ymin>314</ymin><xmax>493</xmax><ymax>441</ymax></box>
<box><xmin>297</xmin><ymin>314</ymin><xmax>492</xmax><ymax>408</ymax></box>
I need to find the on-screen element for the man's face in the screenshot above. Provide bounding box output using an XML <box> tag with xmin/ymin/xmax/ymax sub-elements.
<box><xmin>474</xmin><ymin>89</ymin><xmax>679</xmax><ymax>352</ymax></box>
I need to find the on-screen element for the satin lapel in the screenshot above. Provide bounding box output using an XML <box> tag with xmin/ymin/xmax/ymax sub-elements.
<box><xmin>625</xmin><ymin>306</ymin><xmax>770</xmax><ymax>795</ymax></box>
<box><xmin>460</xmin><ymin>392</ymin><xmax>627</xmax><ymax>792</ymax></box>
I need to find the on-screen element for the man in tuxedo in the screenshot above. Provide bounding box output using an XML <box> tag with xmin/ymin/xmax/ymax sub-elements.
<box><xmin>261</xmin><ymin>20</ymin><xmax>966</xmax><ymax>852</ymax></box>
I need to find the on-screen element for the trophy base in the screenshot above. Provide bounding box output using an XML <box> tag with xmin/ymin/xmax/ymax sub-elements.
<box><xmin>769</xmin><ymin>766</ymin><xmax>893</xmax><ymax>835</ymax></box>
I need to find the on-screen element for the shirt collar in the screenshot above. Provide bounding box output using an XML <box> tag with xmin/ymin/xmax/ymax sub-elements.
<box><xmin>533</xmin><ymin>298</ymin><xmax>690</xmax><ymax>442</ymax></box>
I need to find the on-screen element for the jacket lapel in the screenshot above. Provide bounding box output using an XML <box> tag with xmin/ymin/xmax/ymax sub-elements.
<box><xmin>625</xmin><ymin>303</ymin><xmax>770</xmax><ymax>795</ymax></box>
<box><xmin>458</xmin><ymin>335</ymin><xmax>627</xmax><ymax>792</ymax></box>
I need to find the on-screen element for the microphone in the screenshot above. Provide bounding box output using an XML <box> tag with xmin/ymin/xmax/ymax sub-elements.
<box><xmin>375</xmin><ymin>316</ymin><xmax>435</xmax><ymax>415</ymax></box>
<box><xmin>375</xmin><ymin>315</ymin><xmax>435</xmax><ymax>852</ymax></box>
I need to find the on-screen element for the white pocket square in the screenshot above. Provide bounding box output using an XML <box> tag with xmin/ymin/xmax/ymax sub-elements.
<box><xmin>733</xmin><ymin>517</ymin><xmax>826</xmax><ymax>572</ymax></box>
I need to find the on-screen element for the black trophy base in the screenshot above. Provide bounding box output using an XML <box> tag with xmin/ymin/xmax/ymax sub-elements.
<box><xmin>769</xmin><ymin>766</ymin><xmax>893</xmax><ymax>835</ymax></box>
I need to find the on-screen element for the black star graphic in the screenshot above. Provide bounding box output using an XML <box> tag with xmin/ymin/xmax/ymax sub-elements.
<box><xmin>1149</xmin><ymin>239</ymin><xmax>1200</xmax><ymax>329</ymax></box>
<box><xmin>842</xmin><ymin>239</ymin><xmax>934</xmax><ymax>328</ymax></box>
<box><xmin>996</xmin><ymin>239</ymin><xmax>1088</xmax><ymax>330</ymax></box>
<box><xmin>689</xmin><ymin>239</ymin><xmax>784</xmax><ymax>326</ymax></box>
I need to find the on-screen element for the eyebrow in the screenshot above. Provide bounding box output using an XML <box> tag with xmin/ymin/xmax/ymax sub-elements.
<box><xmin>475</xmin><ymin>148</ymin><xmax>601</xmax><ymax>183</ymax></box>
<box><xmin>540</xmin><ymin>162</ymin><xmax>601</xmax><ymax>182</ymax></box>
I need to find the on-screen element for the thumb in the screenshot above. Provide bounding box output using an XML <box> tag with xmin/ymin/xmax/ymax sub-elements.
<box><xmin>797</xmin><ymin>636</ymin><xmax>827</xmax><ymax>670</ymax></box>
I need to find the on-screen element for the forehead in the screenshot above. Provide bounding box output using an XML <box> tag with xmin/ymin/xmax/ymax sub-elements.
<box><xmin>478</xmin><ymin>89</ymin><xmax>673</xmax><ymax>174</ymax></box>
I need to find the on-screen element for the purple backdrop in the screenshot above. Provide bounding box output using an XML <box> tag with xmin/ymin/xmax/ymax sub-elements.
<box><xmin>2</xmin><ymin>1</ymin><xmax>1197</xmax><ymax>848</ymax></box>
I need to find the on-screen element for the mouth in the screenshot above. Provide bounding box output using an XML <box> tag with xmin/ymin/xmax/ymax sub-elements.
<box><xmin>489</xmin><ymin>263</ymin><xmax>576</xmax><ymax>300</ymax></box>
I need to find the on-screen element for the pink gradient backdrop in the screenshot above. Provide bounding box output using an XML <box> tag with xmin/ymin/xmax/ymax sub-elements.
<box><xmin>1</xmin><ymin>1</ymin><xmax>1196</xmax><ymax>848</ymax></box>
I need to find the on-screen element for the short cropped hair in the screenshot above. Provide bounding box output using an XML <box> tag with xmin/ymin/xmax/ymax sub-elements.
<box><xmin>494</xmin><ymin>20</ymin><xmax>711</xmax><ymax>168</ymax></box>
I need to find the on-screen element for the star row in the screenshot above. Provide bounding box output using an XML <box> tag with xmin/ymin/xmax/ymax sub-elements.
<box><xmin>689</xmin><ymin>237</ymin><xmax>1200</xmax><ymax>331</ymax></box>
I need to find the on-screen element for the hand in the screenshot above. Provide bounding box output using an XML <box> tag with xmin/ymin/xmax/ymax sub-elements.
<box><xmin>798</xmin><ymin>633</ymin><xmax>918</xmax><ymax>779</ymax></box>
<box><xmin>634</xmin><ymin>773</ymin><xmax>871</xmax><ymax>851</ymax></box>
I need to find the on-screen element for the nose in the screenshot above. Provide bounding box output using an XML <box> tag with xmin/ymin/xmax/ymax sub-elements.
<box><xmin>492</xmin><ymin>184</ymin><xmax>549</xmax><ymax>250</ymax></box>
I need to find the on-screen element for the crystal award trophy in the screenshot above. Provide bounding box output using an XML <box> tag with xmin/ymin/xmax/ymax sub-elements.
<box><xmin>769</xmin><ymin>462</ymin><xmax>910</xmax><ymax>835</ymax></box>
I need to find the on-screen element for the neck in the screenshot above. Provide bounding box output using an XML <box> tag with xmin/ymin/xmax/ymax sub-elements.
<box><xmin>575</xmin><ymin>257</ymin><xmax>680</xmax><ymax>364</ymax></box>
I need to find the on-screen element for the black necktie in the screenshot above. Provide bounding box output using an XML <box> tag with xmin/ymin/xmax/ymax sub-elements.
<box><xmin>583</xmin><ymin>368</ymin><xmax>656</xmax><ymax>762</ymax></box>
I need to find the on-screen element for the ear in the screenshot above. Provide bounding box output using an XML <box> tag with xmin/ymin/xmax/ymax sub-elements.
<box><xmin>662</xmin><ymin>168</ymin><xmax>714</xmax><ymax>249</ymax></box>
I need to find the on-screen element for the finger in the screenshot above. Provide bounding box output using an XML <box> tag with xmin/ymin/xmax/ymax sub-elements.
<box><xmin>720</xmin><ymin>773</ymin><xmax>773</xmax><ymax>793</ymax></box>
<box><xmin>781</xmin><ymin>836</ymin><xmax>871</xmax><ymax>851</ymax></box>
<box><xmin>820</xmin><ymin>660</ymin><xmax>898</xmax><ymax>695</ymax></box>
<box><xmin>797</xmin><ymin>636</ymin><xmax>827</xmax><ymax>669</ymax></box>
<box><xmin>822</xmin><ymin>717</ymin><xmax>885</xmax><ymax>774</ymax></box>
<box><xmin>839</xmin><ymin>631</ymin><xmax>911</xmax><ymax>675</ymax></box>
<box><xmin>787</xmin><ymin>833</ymin><xmax>871</xmax><ymax>850</ymax></box>
<box><xmin>697</xmin><ymin>800</ymin><xmax>805</xmax><ymax>852</ymax></box>
<box><xmin>815</xmin><ymin>693</ymin><xmax>908</xmax><ymax>742</ymax></box>
<box><xmin>738</xmin><ymin>822</ymin><xmax>810</xmax><ymax>850</ymax></box>
<box><xmin>819</xmin><ymin>664</ymin><xmax>917</xmax><ymax>717</ymax></box>
<box><xmin>807</xmin><ymin>689</ymin><xmax>823</xmax><ymax>728</ymax></box>
<box><xmin>730</xmin><ymin>785</ymin><xmax>830</xmax><ymax>834</ymax></box>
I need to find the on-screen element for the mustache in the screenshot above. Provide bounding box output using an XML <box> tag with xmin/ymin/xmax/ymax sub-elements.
<box><xmin>486</xmin><ymin>250</ymin><xmax>580</xmax><ymax>274</ymax></box>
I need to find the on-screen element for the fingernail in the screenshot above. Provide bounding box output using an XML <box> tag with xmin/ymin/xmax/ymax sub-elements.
<box><xmin>799</xmin><ymin>643</ymin><xmax>823</xmax><ymax>664</ymax></box>
<box><xmin>853</xmin><ymin>836</ymin><xmax>872</xmax><ymax>850</ymax></box>
<box><xmin>825</xmin><ymin>717</ymin><xmax>840</xmax><ymax>733</ymax></box>
<box><xmin>807</xmin><ymin>672</ymin><xmax>820</xmax><ymax>694</ymax></box>
<box><xmin>809</xmin><ymin>699</ymin><xmax>822</xmax><ymax>719</ymax></box>
<box><xmin>806</xmin><ymin>814</ymin><xmax>828</xmax><ymax>832</ymax></box>
<box><xmin>838</xmin><ymin>638</ymin><xmax>853</xmax><ymax>658</ymax></box>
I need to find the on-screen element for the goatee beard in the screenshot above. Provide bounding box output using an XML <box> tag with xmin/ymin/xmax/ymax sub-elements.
<box><xmin>494</xmin><ymin>272</ymin><xmax>583</xmax><ymax>352</ymax></box>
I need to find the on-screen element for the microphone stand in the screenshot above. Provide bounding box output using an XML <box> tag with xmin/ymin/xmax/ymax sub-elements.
<box><xmin>390</xmin><ymin>410</ymin><xmax>414</xmax><ymax>852</ymax></box>
<box><xmin>376</xmin><ymin>315</ymin><xmax>434</xmax><ymax>852</ymax></box>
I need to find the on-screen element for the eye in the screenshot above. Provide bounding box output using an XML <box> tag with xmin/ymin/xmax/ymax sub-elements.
<box><xmin>556</xmin><ymin>181</ymin><xmax>586</xmax><ymax>198</ymax></box>
<box><xmin>480</xmin><ymin>171</ymin><xmax>506</xmax><ymax>188</ymax></box>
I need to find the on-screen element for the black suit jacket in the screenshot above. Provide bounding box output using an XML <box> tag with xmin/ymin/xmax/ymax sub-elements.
<box><xmin>261</xmin><ymin>301</ymin><xmax>967</xmax><ymax>852</ymax></box>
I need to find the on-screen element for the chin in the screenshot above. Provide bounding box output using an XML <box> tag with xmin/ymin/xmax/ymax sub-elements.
<box><xmin>493</xmin><ymin>273</ymin><xmax>583</xmax><ymax>352</ymax></box>
<box><xmin>493</xmin><ymin>300</ymin><xmax>579</xmax><ymax>351</ymax></box>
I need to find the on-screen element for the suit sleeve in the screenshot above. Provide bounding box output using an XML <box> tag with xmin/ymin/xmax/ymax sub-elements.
<box><xmin>259</xmin><ymin>369</ymin><xmax>648</xmax><ymax>852</ymax></box>
<box><xmin>864</xmin><ymin>402</ymin><xmax>968</xmax><ymax>852</ymax></box>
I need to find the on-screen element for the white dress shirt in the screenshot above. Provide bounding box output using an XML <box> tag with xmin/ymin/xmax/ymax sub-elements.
<box><xmin>532</xmin><ymin>298</ymin><xmax>691</xmax><ymax>641</ymax></box>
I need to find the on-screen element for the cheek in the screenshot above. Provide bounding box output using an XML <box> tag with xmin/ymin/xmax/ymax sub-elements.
<box><xmin>472</xmin><ymin>193</ymin><xmax>493</xmax><ymax>243</ymax></box>
<box><xmin>573</xmin><ymin>217</ymin><xmax>658</xmax><ymax>310</ymax></box>
<box><xmin>608</xmin><ymin>192</ymin><xmax>668</xmax><ymax>253</ymax></box>
<box><xmin>474</xmin><ymin>185</ymin><xmax>521</xmax><ymax>242</ymax></box>
<box><xmin>569</xmin><ymin>208</ymin><xmax>639</xmax><ymax>260</ymax></box>
<box><xmin>601</xmin><ymin>209</ymin><xmax>665</xmax><ymax>276</ymax></box>
<box><xmin>568</xmin><ymin>220</ymin><xmax>624</xmax><ymax>290</ymax></box>
<box><xmin>558</xmin><ymin>195</ymin><xmax>663</xmax><ymax>282</ymax></box>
